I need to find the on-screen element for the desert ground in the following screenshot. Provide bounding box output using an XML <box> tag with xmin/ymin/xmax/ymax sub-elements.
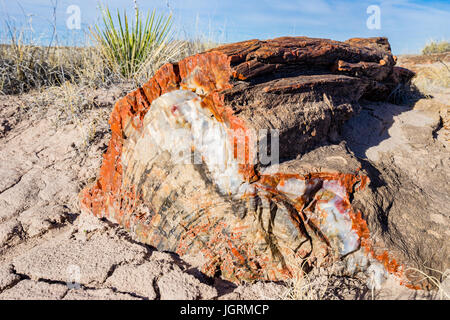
<box><xmin>0</xmin><ymin>51</ymin><xmax>448</xmax><ymax>300</ymax></box>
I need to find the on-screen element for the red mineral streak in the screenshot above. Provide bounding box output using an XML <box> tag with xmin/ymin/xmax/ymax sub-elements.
<box><xmin>177</xmin><ymin>219</ymin><xmax>291</xmax><ymax>282</ymax></box>
<box><xmin>348</xmin><ymin>209</ymin><xmax>404</xmax><ymax>276</ymax></box>
<box><xmin>81</xmin><ymin>44</ymin><xmax>414</xmax><ymax>286</ymax></box>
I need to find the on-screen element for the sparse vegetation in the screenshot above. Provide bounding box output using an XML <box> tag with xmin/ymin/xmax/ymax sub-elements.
<box><xmin>422</xmin><ymin>40</ymin><xmax>450</xmax><ymax>55</ymax></box>
<box><xmin>280</xmin><ymin>267</ymin><xmax>369</xmax><ymax>300</ymax></box>
<box><xmin>0</xmin><ymin>42</ymin><xmax>119</xmax><ymax>95</ymax></box>
<box><xmin>387</xmin><ymin>82</ymin><xmax>426</xmax><ymax>105</ymax></box>
<box><xmin>0</xmin><ymin>4</ymin><xmax>218</xmax><ymax>96</ymax></box>
<box><xmin>0</xmin><ymin>22</ymin><xmax>118</xmax><ymax>95</ymax></box>
<box><xmin>412</xmin><ymin>61</ymin><xmax>450</xmax><ymax>95</ymax></box>
<box><xmin>406</xmin><ymin>267</ymin><xmax>449</xmax><ymax>300</ymax></box>
<box><xmin>0</xmin><ymin>2</ymin><xmax>219</xmax><ymax>157</ymax></box>
<box><xmin>91</xmin><ymin>6</ymin><xmax>173</xmax><ymax>80</ymax></box>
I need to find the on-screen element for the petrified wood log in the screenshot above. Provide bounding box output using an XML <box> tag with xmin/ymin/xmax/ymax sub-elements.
<box><xmin>81</xmin><ymin>37</ymin><xmax>415</xmax><ymax>285</ymax></box>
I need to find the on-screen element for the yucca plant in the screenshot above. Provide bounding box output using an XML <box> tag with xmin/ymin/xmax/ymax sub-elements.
<box><xmin>91</xmin><ymin>5</ymin><xmax>173</xmax><ymax>79</ymax></box>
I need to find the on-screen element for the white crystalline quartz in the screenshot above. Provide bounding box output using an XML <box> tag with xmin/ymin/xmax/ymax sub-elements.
<box><xmin>276</xmin><ymin>178</ymin><xmax>307</xmax><ymax>200</ymax></box>
<box><xmin>124</xmin><ymin>89</ymin><xmax>387</xmax><ymax>283</ymax></box>
<box><xmin>366</xmin><ymin>263</ymin><xmax>389</xmax><ymax>290</ymax></box>
<box><xmin>322</xmin><ymin>180</ymin><xmax>347</xmax><ymax>199</ymax></box>
<box><xmin>129</xmin><ymin>89</ymin><xmax>250</xmax><ymax>197</ymax></box>
<box><xmin>128</xmin><ymin>87</ymin><xmax>361</xmax><ymax>254</ymax></box>
<box><xmin>271</xmin><ymin>176</ymin><xmax>360</xmax><ymax>256</ymax></box>
<box><xmin>345</xmin><ymin>250</ymin><xmax>389</xmax><ymax>289</ymax></box>
<box><xmin>315</xmin><ymin>180</ymin><xmax>360</xmax><ymax>256</ymax></box>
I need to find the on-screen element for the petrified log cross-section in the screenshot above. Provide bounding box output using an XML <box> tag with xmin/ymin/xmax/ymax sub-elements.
<box><xmin>81</xmin><ymin>37</ymin><xmax>414</xmax><ymax>284</ymax></box>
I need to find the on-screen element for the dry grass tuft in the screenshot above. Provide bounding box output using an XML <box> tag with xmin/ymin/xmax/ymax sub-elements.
<box><xmin>281</xmin><ymin>269</ymin><xmax>325</xmax><ymax>300</ymax></box>
<box><xmin>280</xmin><ymin>269</ymin><xmax>369</xmax><ymax>300</ymax></box>
<box><xmin>0</xmin><ymin>41</ymin><xmax>118</xmax><ymax>95</ymax></box>
<box><xmin>411</xmin><ymin>61</ymin><xmax>450</xmax><ymax>95</ymax></box>
<box><xmin>278</xmin><ymin>257</ymin><xmax>369</xmax><ymax>300</ymax></box>
<box><xmin>387</xmin><ymin>82</ymin><xmax>426</xmax><ymax>105</ymax></box>
<box><xmin>422</xmin><ymin>40</ymin><xmax>450</xmax><ymax>55</ymax></box>
<box><xmin>405</xmin><ymin>267</ymin><xmax>449</xmax><ymax>300</ymax></box>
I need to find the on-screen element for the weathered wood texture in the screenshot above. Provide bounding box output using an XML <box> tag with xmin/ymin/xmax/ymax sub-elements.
<box><xmin>81</xmin><ymin>37</ymin><xmax>415</xmax><ymax>285</ymax></box>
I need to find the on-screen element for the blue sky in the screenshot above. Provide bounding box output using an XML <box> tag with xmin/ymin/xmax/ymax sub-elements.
<box><xmin>0</xmin><ymin>0</ymin><xmax>449</xmax><ymax>53</ymax></box>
